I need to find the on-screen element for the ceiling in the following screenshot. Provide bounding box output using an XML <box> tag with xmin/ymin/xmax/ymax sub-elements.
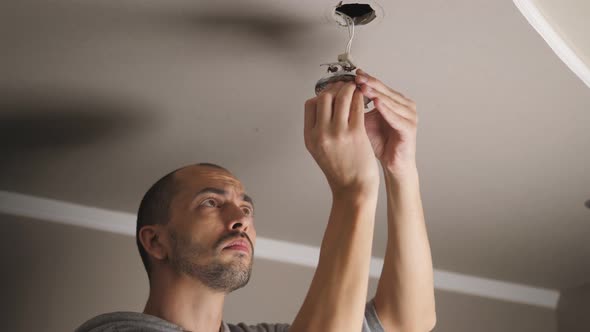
<box><xmin>1</xmin><ymin>0</ymin><xmax>589</xmax><ymax>291</ymax></box>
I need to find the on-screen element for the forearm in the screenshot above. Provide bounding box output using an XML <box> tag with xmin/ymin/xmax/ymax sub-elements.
<box><xmin>290</xmin><ymin>191</ymin><xmax>377</xmax><ymax>332</ymax></box>
<box><xmin>374</xmin><ymin>167</ymin><xmax>436</xmax><ymax>332</ymax></box>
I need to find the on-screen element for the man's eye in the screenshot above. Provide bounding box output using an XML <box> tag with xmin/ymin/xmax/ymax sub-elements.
<box><xmin>201</xmin><ymin>199</ymin><xmax>219</xmax><ymax>208</ymax></box>
<box><xmin>241</xmin><ymin>206</ymin><xmax>254</xmax><ymax>216</ymax></box>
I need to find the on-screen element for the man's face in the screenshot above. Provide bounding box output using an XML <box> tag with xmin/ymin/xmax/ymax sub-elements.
<box><xmin>165</xmin><ymin>165</ymin><xmax>256</xmax><ymax>293</ymax></box>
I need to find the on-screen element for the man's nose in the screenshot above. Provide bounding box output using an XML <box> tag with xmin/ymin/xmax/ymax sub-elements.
<box><xmin>225</xmin><ymin>203</ymin><xmax>251</xmax><ymax>231</ymax></box>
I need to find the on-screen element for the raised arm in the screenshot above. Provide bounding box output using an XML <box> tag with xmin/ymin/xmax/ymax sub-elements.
<box><xmin>290</xmin><ymin>81</ymin><xmax>380</xmax><ymax>332</ymax></box>
<box><xmin>355</xmin><ymin>69</ymin><xmax>436</xmax><ymax>332</ymax></box>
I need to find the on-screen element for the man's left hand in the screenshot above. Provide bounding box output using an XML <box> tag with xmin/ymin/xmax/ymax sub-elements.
<box><xmin>355</xmin><ymin>69</ymin><xmax>419</xmax><ymax>177</ymax></box>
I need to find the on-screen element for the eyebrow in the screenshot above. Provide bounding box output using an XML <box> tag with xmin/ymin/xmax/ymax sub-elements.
<box><xmin>193</xmin><ymin>187</ymin><xmax>254</xmax><ymax>207</ymax></box>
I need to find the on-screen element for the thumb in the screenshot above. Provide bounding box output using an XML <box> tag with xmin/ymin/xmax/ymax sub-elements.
<box><xmin>349</xmin><ymin>88</ymin><xmax>365</xmax><ymax>129</ymax></box>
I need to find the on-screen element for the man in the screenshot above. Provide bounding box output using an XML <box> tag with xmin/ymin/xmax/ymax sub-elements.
<box><xmin>76</xmin><ymin>70</ymin><xmax>436</xmax><ymax>332</ymax></box>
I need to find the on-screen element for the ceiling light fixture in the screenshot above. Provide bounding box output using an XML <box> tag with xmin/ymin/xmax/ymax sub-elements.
<box><xmin>315</xmin><ymin>1</ymin><xmax>383</xmax><ymax>105</ymax></box>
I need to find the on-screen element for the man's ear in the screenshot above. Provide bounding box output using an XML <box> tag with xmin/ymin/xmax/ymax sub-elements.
<box><xmin>139</xmin><ymin>225</ymin><xmax>169</xmax><ymax>261</ymax></box>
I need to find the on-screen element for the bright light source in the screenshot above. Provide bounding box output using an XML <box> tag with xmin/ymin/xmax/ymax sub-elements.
<box><xmin>513</xmin><ymin>0</ymin><xmax>590</xmax><ymax>88</ymax></box>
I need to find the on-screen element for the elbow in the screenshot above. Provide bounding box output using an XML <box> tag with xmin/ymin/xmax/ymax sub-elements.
<box><xmin>420</xmin><ymin>311</ymin><xmax>436</xmax><ymax>332</ymax></box>
<box><xmin>426</xmin><ymin>312</ymin><xmax>437</xmax><ymax>331</ymax></box>
<box><xmin>420</xmin><ymin>300</ymin><xmax>437</xmax><ymax>331</ymax></box>
<box><xmin>406</xmin><ymin>311</ymin><xmax>437</xmax><ymax>332</ymax></box>
<box><xmin>390</xmin><ymin>313</ymin><xmax>436</xmax><ymax>332</ymax></box>
<box><xmin>416</xmin><ymin>308</ymin><xmax>437</xmax><ymax>332</ymax></box>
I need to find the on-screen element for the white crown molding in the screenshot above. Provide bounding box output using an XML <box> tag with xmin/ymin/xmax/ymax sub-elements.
<box><xmin>0</xmin><ymin>190</ymin><xmax>559</xmax><ymax>308</ymax></box>
<box><xmin>513</xmin><ymin>0</ymin><xmax>590</xmax><ymax>88</ymax></box>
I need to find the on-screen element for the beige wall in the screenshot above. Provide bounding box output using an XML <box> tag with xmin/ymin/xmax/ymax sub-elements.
<box><xmin>0</xmin><ymin>214</ymin><xmax>556</xmax><ymax>332</ymax></box>
<box><xmin>557</xmin><ymin>283</ymin><xmax>590</xmax><ymax>332</ymax></box>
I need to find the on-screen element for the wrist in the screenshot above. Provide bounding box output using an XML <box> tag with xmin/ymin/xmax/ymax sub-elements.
<box><xmin>331</xmin><ymin>185</ymin><xmax>378</xmax><ymax>207</ymax></box>
<box><xmin>383</xmin><ymin>164</ymin><xmax>420</xmax><ymax>187</ymax></box>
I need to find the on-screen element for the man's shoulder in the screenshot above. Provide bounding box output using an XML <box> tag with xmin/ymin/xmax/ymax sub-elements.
<box><xmin>225</xmin><ymin>299</ymin><xmax>383</xmax><ymax>332</ymax></box>
<box><xmin>226</xmin><ymin>322</ymin><xmax>290</xmax><ymax>332</ymax></box>
<box><xmin>75</xmin><ymin>312</ymin><xmax>184</xmax><ymax>332</ymax></box>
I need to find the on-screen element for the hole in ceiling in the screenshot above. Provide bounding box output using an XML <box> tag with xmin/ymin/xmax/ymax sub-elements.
<box><xmin>334</xmin><ymin>2</ymin><xmax>377</xmax><ymax>26</ymax></box>
<box><xmin>585</xmin><ymin>199</ymin><xmax>590</xmax><ymax>209</ymax></box>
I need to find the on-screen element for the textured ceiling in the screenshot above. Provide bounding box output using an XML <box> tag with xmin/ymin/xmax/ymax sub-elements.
<box><xmin>1</xmin><ymin>0</ymin><xmax>589</xmax><ymax>290</ymax></box>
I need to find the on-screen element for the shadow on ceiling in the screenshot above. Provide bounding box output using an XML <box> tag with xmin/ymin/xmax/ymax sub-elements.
<box><xmin>0</xmin><ymin>90</ymin><xmax>155</xmax><ymax>150</ymax></box>
<box><xmin>185</xmin><ymin>13</ymin><xmax>317</xmax><ymax>48</ymax></box>
<box><xmin>156</xmin><ymin>10</ymin><xmax>340</xmax><ymax>59</ymax></box>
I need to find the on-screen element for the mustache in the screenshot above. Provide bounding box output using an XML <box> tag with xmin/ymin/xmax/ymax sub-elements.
<box><xmin>215</xmin><ymin>231</ymin><xmax>254</xmax><ymax>252</ymax></box>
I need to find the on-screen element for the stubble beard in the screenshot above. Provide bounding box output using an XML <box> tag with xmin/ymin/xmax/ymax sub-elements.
<box><xmin>168</xmin><ymin>230</ymin><xmax>253</xmax><ymax>293</ymax></box>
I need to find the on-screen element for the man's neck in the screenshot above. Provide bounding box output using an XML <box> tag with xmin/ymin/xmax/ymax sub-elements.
<box><xmin>143</xmin><ymin>272</ymin><xmax>226</xmax><ymax>332</ymax></box>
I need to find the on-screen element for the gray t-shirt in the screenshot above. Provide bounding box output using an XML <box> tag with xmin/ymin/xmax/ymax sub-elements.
<box><xmin>76</xmin><ymin>299</ymin><xmax>384</xmax><ymax>332</ymax></box>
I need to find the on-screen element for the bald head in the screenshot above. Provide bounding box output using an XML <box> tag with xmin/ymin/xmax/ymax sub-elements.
<box><xmin>136</xmin><ymin>163</ymin><xmax>236</xmax><ymax>278</ymax></box>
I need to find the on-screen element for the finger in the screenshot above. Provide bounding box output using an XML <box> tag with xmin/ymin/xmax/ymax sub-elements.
<box><xmin>359</xmin><ymin>84</ymin><xmax>417</xmax><ymax>123</ymax></box>
<box><xmin>333</xmin><ymin>82</ymin><xmax>357</xmax><ymax>129</ymax></box>
<box><xmin>349</xmin><ymin>88</ymin><xmax>366</xmax><ymax>129</ymax></box>
<box><xmin>304</xmin><ymin>98</ymin><xmax>317</xmax><ymax>133</ymax></box>
<box><xmin>373</xmin><ymin>97</ymin><xmax>413</xmax><ymax>133</ymax></box>
<box><xmin>355</xmin><ymin>69</ymin><xmax>414</xmax><ymax>108</ymax></box>
<box><xmin>320</xmin><ymin>80</ymin><xmax>346</xmax><ymax>96</ymax></box>
<box><xmin>316</xmin><ymin>82</ymin><xmax>345</xmax><ymax>128</ymax></box>
<box><xmin>315</xmin><ymin>93</ymin><xmax>333</xmax><ymax>129</ymax></box>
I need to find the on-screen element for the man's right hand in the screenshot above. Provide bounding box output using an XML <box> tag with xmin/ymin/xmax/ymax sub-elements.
<box><xmin>304</xmin><ymin>82</ymin><xmax>380</xmax><ymax>197</ymax></box>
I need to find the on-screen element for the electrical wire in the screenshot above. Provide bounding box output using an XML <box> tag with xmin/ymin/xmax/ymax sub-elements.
<box><xmin>344</xmin><ymin>14</ymin><xmax>355</xmax><ymax>55</ymax></box>
<box><xmin>335</xmin><ymin>12</ymin><xmax>355</xmax><ymax>56</ymax></box>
